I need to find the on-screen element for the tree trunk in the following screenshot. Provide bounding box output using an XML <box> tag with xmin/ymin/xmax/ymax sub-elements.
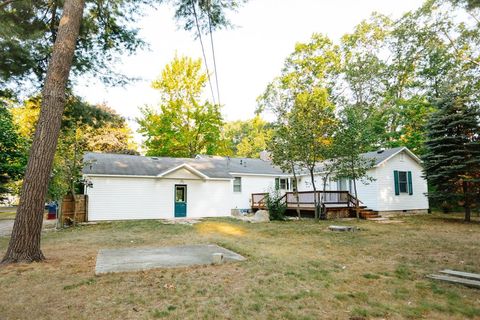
<box><xmin>353</xmin><ymin>173</ymin><xmax>359</xmax><ymax>220</ymax></box>
<box><xmin>1</xmin><ymin>0</ymin><xmax>85</xmax><ymax>265</ymax></box>
<box><xmin>309</xmin><ymin>168</ymin><xmax>319</xmax><ymax>221</ymax></box>
<box><xmin>463</xmin><ymin>182</ymin><xmax>471</xmax><ymax>222</ymax></box>
<box><xmin>291</xmin><ymin>163</ymin><xmax>301</xmax><ymax>219</ymax></box>
<box><xmin>321</xmin><ymin>172</ymin><xmax>330</xmax><ymax>220</ymax></box>
<box><xmin>465</xmin><ymin>206</ymin><xmax>471</xmax><ymax>222</ymax></box>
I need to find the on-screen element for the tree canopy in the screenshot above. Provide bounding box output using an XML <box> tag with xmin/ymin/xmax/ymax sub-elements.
<box><xmin>0</xmin><ymin>103</ymin><xmax>27</xmax><ymax>202</ymax></box>
<box><xmin>11</xmin><ymin>96</ymin><xmax>136</xmax><ymax>200</ymax></box>
<box><xmin>138</xmin><ymin>55</ymin><xmax>224</xmax><ymax>157</ymax></box>
<box><xmin>223</xmin><ymin>116</ymin><xmax>272</xmax><ymax>158</ymax></box>
<box><xmin>0</xmin><ymin>0</ymin><xmax>245</xmax><ymax>94</ymax></box>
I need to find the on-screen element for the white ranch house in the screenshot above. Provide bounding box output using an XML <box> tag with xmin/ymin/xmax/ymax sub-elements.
<box><xmin>82</xmin><ymin>147</ymin><xmax>429</xmax><ymax>221</ymax></box>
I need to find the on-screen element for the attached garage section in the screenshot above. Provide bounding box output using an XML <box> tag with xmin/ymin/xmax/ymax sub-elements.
<box><xmin>87</xmin><ymin>176</ymin><xmax>167</xmax><ymax>221</ymax></box>
<box><xmin>86</xmin><ymin>175</ymin><xmax>232</xmax><ymax>221</ymax></box>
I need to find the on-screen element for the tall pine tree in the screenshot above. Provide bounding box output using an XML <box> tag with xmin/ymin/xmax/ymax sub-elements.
<box><xmin>423</xmin><ymin>91</ymin><xmax>480</xmax><ymax>222</ymax></box>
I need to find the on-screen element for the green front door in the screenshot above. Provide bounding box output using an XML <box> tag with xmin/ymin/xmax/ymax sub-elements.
<box><xmin>174</xmin><ymin>185</ymin><xmax>187</xmax><ymax>217</ymax></box>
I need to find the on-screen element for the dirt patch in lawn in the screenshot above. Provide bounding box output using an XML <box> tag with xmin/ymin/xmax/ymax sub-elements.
<box><xmin>0</xmin><ymin>214</ymin><xmax>479</xmax><ymax>319</ymax></box>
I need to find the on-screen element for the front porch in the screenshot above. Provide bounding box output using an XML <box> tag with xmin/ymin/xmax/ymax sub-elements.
<box><xmin>251</xmin><ymin>191</ymin><xmax>379</xmax><ymax>219</ymax></box>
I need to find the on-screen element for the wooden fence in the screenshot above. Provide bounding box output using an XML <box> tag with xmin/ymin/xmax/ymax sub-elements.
<box><xmin>61</xmin><ymin>194</ymin><xmax>88</xmax><ymax>224</ymax></box>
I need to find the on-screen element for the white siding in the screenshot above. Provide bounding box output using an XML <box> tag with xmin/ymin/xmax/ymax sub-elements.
<box><xmin>352</xmin><ymin>169</ymin><xmax>378</xmax><ymax>210</ymax></box>
<box><xmin>375</xmin><ymin>151</ymin><xmax>429</xmax><ymax>211</ymax></box>
<box><xmin>297</xmin><ymin>171</ymin><xmax>379</xmax><ymax>210</ymax></box>
<box><xmin>295</xmin><ymin>151</ymin><xmax>429</xmax><ymax>212</ymax></box>
<box><xmin>297</xmin><ymin>174</ymin><xmax>336</xmax><ymax>191</ymax></box>
<box><xmin>86</xmin><ymin>176</ymin><xmax>232</xmax><ymax>221</ymax></box>
<box><xmin>231</xmin><ymin>175</ymin><xmax>278</xmax><ymax>209</ymax></box>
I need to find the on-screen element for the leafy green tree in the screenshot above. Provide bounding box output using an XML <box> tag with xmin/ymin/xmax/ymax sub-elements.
<box><xmin>1</xmin><ymin>0</ymin><xmax>244</xmax><ymax>264</ymax></box>
<box><xmin>293</xmin><ymin>89</ymin><xmax>337</xmax><ymax>220</ymax></box>
<box><xmin>223</xmin><ymin>116</ymin><xmax>272</xmax><ymax>158</ymax></box>
<box><xmin>335</xmin><ymin>1</ymin><xmax>480</xmax><ymax>155</ymax></box>
<box><xmin>258</xmin><ymin>34</ymin><xmax>341</xmax><ymax>220</ymax></box>
<box><xmin>0</xmin><ymin>103</ymin><xmax>26</xmax><ymax>202</ymax></box>
<box><xmin>452</xmin><ymin>0</ymin><xmax>480</xmax><ymax>9</ymax></box>
<box><xmin>139</xmin><ymin>55</ymin><xmax>224</xmax><ymax>157</ymax></box>
<box><xmin>0</xmin><ymin>0</ymin><xmax>245</xmax><ymax>92</ymax></box>
<box><xmin>331</xmin><ymin>105</ymin><xmax>376</xmax><ymax>219</ymax></box>
<box><xmin>423</xmin><ymin>89</ymin><xmax>480</xmax><ymax>222</ymax></box>
<box><xmin>268</xmin><ymin>121</ymin><xmax>303</xmax><ymax>218</ymax></box>
<box><xmin>258</xmin><ymin>79</ymin><xmax>304</xmax><ymax>218</ymax></box>
<box><xmin>12</xmin><ymin>96</ymin><xmax>136</xmax><ymax>200</ymax></box>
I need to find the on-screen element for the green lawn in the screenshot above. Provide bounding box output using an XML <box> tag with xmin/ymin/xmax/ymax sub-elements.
<box><xmin>0</xmin><ymin>213</ymin><xmax>479</xmax><ymax>319</ymax></box>
<box><xmin>0</xmin><ymin>207</ymin><xmax>16</xmax><ymax>220</ymax></box>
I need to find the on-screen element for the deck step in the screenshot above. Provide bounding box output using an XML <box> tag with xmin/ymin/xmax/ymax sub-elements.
<box><xmin>359</xmin><ymin>209</ymin><xmax>380</xmax><ymax>219</ymax></box>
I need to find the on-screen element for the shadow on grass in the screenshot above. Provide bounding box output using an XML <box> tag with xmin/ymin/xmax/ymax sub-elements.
<box><xmin>430</xmin><ymin>214</ymin><xmax>480</xmax><ymax>225</ymax></box>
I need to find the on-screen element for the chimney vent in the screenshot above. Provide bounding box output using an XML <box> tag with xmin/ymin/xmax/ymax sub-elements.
<box><xmin>259</xmin><ymin>150</ymin><xmax>271</xmax><ymax>161</ymax></box>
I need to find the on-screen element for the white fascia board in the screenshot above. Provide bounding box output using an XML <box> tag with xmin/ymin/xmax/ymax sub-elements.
<box><xmin>84</xmin><ymin>173</ymin><xmax>232</xmax><ymax>181</ymax></box>
<box><xmin>228</xmin><ymin>172</ymin><xmax>292</xmax><ymax>177</ymax></box>
<box><xmin>84</xmin><ymin>174</ymin><xmax>157</xmax><ymax>179</ymax></box>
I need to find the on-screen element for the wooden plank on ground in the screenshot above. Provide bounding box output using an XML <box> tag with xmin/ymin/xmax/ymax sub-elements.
<box><xmin>427</xmin><ymin>274</ymin><xmax>480</xmax><ymax>289</ymax></box>
<box><xmin>440</xmin><ymin>269</ymin><xmax>480</xmax><ymax>281</ymax></box>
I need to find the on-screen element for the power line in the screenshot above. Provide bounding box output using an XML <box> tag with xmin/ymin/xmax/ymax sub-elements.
<box><xmin>207</xmin><ymin>6</ymin><xmax>221</xmax><ymax>105</ymax></box>
<box><xmin>191</xmin><ymin>0</ymin><xmax>216</xmax><ymax>105</ymax></box>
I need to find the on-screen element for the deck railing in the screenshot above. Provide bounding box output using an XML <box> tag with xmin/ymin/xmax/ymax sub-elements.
<box><xmin>251</xmin><ymin>193</ymin><xmax>268</xmax><ymax>208</ymax></box>
<box><xmin>251</xmin><ymin>190</ymin><xmax>362</xmax><ymax>211</ymax></box>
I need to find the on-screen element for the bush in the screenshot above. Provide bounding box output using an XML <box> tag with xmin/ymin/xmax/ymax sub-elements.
<box><xmin>265</xmin><ymin>189</ymin><xmax>286</xmax><ymax>220</ymax></box>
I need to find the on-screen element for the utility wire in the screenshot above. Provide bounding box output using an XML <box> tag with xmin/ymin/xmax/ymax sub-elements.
<box><xmin>191</xmin><ymin>0</ymin><xmax>216</xmax><ymax>105</ymax></box>
<box><xmin>207</xmin><ymin>6</ymin><xmax>221</xmax><ymax>105</ymax></box>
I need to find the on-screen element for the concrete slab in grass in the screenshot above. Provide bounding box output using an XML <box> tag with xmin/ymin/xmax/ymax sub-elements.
<box><xmin>95</xmin><ymin>244</ymin><xmax>246</xmax><ymax>275</ymax></box>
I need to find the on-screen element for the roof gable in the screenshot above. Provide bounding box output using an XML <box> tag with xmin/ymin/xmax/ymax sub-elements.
<box><xmin>158</xmin><ymin>163</ymin><xmax>209</xmax><ymax>180</ymax></box>
<box><xmin>372</xmin><ymin>147</ymin><xmax>422</xmax><ymax>167</ymax></box>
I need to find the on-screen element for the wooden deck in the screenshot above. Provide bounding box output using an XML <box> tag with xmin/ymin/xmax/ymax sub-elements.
<box><xmin>251</xmin><ymin>191</ymin><xmax>366</xmax><ymax>217</ymax></box>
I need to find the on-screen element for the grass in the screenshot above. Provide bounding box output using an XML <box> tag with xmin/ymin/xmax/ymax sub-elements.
<box><xmin>0</xmin><ymin>206</ymin><xmax>16</xmax><ymax>220</ymax></box>
<box><xmin>0</xmin><ymin>213</ymin><xmax>480</xmax><ymax>319</ymax></box>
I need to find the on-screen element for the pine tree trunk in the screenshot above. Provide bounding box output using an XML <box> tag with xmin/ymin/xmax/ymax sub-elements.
<box><xmin>1</xmin><ymin>0</ymin><xmax>85</xmax><ymax>265</ymax></box>
<box><xmin>465</xmin><ymin>206</ymin><xmax>471</xmax><ymax>222</ymax></box>
<box><xmin>463</xmin><ymin>181</ymin><xmax>471</xmax><ymax>222</ymax></box>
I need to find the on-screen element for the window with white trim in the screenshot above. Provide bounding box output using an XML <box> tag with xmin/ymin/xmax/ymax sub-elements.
<box><xmin>233</xmin><ymin>177</ymin><xmax>242</xmax><ymax>192</ymax></box>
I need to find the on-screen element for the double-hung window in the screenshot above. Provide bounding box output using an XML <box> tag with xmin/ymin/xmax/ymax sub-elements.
<box><xmin>394</xmin><ymin>170</ymin><xmax>413</xmax><ymax>195</ymax></box>
<box><xmin>233</xmin><ymin>177</ymin><xmax>242</xmax><ymax>192</ymax></box>
<box><xmin>275</xmin><ymin>178</ymin><xmax>290</xmax><ymax>190</ymax></box>
<box><xmin>398</xmin><ymin>171</ymin><xmax>408</xmax><ymax>193</ymax></box>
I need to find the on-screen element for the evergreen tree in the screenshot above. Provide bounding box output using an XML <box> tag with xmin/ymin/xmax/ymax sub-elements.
<box><xmin>423</xmin><ymin>91</ymin><xmax>480</xmax><ymax>222</ymax></box>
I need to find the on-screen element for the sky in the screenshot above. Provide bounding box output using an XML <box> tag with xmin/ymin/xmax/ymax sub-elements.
<box><xmin>74</xmin><ymin>0</ymin><xmax>425</xmax><ymax>143</ymax></box>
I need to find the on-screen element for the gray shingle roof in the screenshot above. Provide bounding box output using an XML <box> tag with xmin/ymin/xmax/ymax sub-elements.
<box><xmin>83</xmin><ymin>147</ymin><xmax>418</xmax><ymax>178</ymax></box>
<box><xmin>83</xmin><ymin>153</ymin><xmax>285</xmax><ymax>178</ymax></box>
<box><xmin>361</xmin><ymin>147</ymin><xmax>410</xmax><ymax>166</ymax></box>
<box><xmin>296</xmin><ymin>147</ymin><xmax>418</xmax><ymax>174</ymax></box>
